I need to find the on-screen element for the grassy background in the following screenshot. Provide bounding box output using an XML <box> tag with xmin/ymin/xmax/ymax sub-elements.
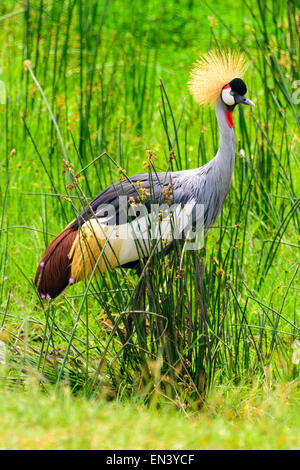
<box><xmin>0</xmin><ymin>0</ymin><xmax>299</xmax><ymax>449</ymax></box>
<box><xmin>0</xmin><ymin>381</ymin><xmax>299</xmax><ymax>449</ymax></box>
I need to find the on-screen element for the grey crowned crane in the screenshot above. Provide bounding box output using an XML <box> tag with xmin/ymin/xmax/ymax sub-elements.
<box><xmin>35</xmin><ymin>50</ymin><xmax>254</xmax><ymax>299</ymax></box>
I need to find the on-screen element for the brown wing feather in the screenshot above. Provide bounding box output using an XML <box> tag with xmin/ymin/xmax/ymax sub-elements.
<box><xmin>35</xmin><ymin>226</ymin><xmax>77</xmax><ymax>299</ymax></box>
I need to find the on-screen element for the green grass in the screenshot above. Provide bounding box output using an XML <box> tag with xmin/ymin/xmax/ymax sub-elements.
<box><xmin>0</xmin><ymin>0</ymin><xmax>299</xmax><ymax>449</ymax></box>
<box><xmin>0</xmin><ymin>380</ymin><xmax>299</xmax><ymax>449</ymax></box>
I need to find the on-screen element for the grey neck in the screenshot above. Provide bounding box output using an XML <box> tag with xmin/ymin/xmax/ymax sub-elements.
<box><xmin>215</xmin><ymin>98</ymin><xmax>235</xmax><ymax>157</ymax></box>
<box><xmin>214</xmin><ymin>97</ymin><xmax>236</xmax><ymax>183</ymax></box>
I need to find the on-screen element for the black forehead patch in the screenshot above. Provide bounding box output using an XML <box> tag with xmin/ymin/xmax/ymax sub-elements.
<box><xmin>229</xmin><ymin>78</ymin><xmax>247</xmax><ymax>96</ymax></box>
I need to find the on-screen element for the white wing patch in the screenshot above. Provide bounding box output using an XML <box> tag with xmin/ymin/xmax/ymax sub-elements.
<box><xmin>69</xmin><ymin>201</ymin><xmax>197</xmax><ymax>280</ymax></box>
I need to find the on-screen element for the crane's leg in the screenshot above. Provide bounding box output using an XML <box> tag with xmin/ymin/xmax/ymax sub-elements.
<box><xmin>126</xmin><ymin>264</ymin><xmax>144</xmax><ymax>332</ymax></box>
<box><xmin>123</xmin><ymin>264</ymin><xmax>145</xmax><ymax>364</ymax></box>
<box><xmin>132</xmin><ymin>263</ymin><xmax>144</xmax><ymax>307</ymax></box>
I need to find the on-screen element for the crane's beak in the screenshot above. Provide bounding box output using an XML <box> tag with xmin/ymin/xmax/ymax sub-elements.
<box><xmin>242</xmin><ymin>97</ymin><xmax>255</xmax><ymax>107</ymax></box>
<box><xmin>235</xmin><ymin>94</ymin><xmax>255</xmax><ymax>107</ymax></box>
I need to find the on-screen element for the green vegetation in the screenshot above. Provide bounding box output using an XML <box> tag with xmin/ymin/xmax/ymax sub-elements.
<box><xmin>0</xmin><ymin>381</ymin><xmax>299</xmax><ymax>449</ymax></box>
<box><xmin>0</xmin><ymin>0</ymin><xmax>299</xmax><ymax>449</ymax></box>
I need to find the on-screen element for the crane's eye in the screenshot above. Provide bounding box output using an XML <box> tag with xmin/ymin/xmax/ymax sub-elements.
<box><xmin>221</xmin><ymin>86</ymin><xmax>235</xmax><ymax>106</ymax></box>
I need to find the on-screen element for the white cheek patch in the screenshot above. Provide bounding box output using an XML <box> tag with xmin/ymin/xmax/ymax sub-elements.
<box><xmin>221</xmin><ymin>87</ymin><xmax>235</xmax><ymax>106</ymax></box>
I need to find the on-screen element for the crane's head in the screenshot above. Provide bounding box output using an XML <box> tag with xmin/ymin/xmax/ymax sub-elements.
<box><xmin>188</xmin><ymin>50</ymin><xmax>254</xmax><ymax>128</ymax></box>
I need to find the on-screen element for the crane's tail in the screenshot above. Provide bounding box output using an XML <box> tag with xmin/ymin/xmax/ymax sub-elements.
<box><xmin>35</xmin><ymin>219</ymin><xmax>124</xmax><ymax>299</ymax></box>
<box><xmin>35</xmin><ymin>225</ymin><xmax>78</xmax><ymax>299</ymax></box>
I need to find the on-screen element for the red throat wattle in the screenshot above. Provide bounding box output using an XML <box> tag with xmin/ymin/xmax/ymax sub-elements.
<box><xmin>225</xmin><ymin>110</ymin><xmax>234</xmax><ymax>128</ymax></box>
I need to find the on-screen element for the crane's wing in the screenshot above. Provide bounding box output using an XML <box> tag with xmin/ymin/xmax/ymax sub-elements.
<box><xmin>71</xmin><ymin>170</ymin><xmax>192</xmax><ymax>229</ymax></box>
<box><xmin>35</xmin><ymin>163</ymin><xmax>224</xmax><ymax>298</ymax></box>
<box><xmin>67</xmin><ymin>170</ymin><xmax>198</xmax><ymax>271</ymax></box>
<box><xmin>71</xmin><ymin>162</ymin><xmax>224</xmax><ymax>234</ymax></box>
